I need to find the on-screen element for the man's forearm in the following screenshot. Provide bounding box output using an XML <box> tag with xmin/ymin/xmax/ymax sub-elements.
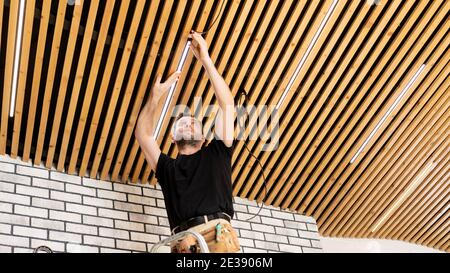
<box><xmin>202</xmin><ymin>57</ymin><xmax>234</xmax><ymax>108</ymax></box>
<box><xmin>136</xmin><ymin>94</ymin><xmax>159</xmax><ymax>137</ymax></box>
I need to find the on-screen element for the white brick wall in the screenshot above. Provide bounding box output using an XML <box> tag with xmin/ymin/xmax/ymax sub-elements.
<box><xmin>0</xmin><ymin>155</ymin><xmax>322</xmax><ymax>253</ymax></box>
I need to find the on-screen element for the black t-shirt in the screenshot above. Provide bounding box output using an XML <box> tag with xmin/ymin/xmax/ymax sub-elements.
<box><xmin>155</xmin><ymin>138</ymin><xmax>235</xmax><ymax>230</ymax></box>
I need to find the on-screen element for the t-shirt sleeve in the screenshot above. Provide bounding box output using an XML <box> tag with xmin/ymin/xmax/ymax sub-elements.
<box><xmin>208</xmin><ymin>137</ymin><xmax>234</xmax><ymax>158</ymax></box>
<box><xmin>155</xmin><ymin>152</ymin><xmax>174</xmax><ymax>185</ymax></box>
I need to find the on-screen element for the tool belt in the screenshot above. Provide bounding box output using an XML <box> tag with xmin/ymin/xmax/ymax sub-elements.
<box><xmin>172</xmin><ymin>212</ymin><xmax>231</xmax><ymax>235</ymax></box>
<box><xmin>171</xmin><ymin>216</ymin><xmax>240</xmax><ymax>253</ymax></box>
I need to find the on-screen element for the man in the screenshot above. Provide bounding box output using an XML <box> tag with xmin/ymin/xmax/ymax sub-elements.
<box><xmin>135</xmin><ymin>30</ymin><xmax>240</xmax><ymax>253</ymax></box>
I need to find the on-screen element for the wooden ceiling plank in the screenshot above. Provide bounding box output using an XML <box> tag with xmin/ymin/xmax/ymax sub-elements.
<box><xmin>321</xmin><ymin>67</ymin><xmax>450</xmax><ymax>235</ymax></box>
<box><xmin>45</xmin><ymin>0</ymin><xmax>87</xmax><ymax>169</ymax></box>
<box><xmin>421</xmin><ymin>212</ymin><xmax>450</xmax><ymax>246</ymax></box>
<box><xmin>97</xmin><ymin>0</ymin><xmax>163</xmax><ymax>181</ymax></box>
<box><xmin>433</xmin><ymin>230</ymin><xmax>450</xmax><ymax>250</ymax></box>
<box><xmin>11</xmin><ymin>0</ymin><xmax>36</xmax><ymax>158</ymax></box>
<box><xmin>246</xmin><ymin>0</ymin><xmax>384</xmax><ymax>204</ymax></box>
<box><xmin>0</xmin><ymin>0</ymin><xmax>20</xmax><ymax>154</ymax></box>
<box><xmin>287</xmin><ymin>0</ymin><xmax>447</xmax><ymax>212</ymax></box>
<box><xmin>67</xmin><ymin>0</ymin><xmax>130</xmax><ymax>175</ymax></box>
<box><xmin>33</xmin><ymin>1</ymin><xmax>67</xmax><ymax>165</ymax></box>
<box><xmin>58</xmin><ymin>0</ymin><xmax>117</xmax><ymax>172</ymax></box>
<box><xmin>84</xmin><ymin>0</ymin><xmax>147</xmax><ymax>179</ymax></box>
<box><xmin>22</xmin><ymin>1</ymin><xmax>52</xmax><ymax>162</ymax></box>
<box><xmin>111</xmin><ymin>0</ymin><xmax>177</xmax><ymax>183</ymax></box>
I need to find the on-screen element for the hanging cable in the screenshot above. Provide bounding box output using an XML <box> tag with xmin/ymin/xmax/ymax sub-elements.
<box><xmin>188</xmin><ymin>0</ymin><xmax>227</xmax><ymax>40</ymax></box>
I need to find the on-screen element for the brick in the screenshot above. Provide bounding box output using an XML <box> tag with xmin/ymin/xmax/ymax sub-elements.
<box><xmin>288</xmin><ymin>237</ymin><xmax>311</xmax><ymax>247</ymax></box>
<box><xmin>128</xmin><ymin>194</ymin><xmax>156</xmax><ymax>206</ymax></box>
<box><xmin>0</xmin><ymin>234</ymin><xmax>29</xmax><ymax>247</ymax></box>
<box><xmin>66</xmin><ymin>223</ymin><xmax>98</xmax><ymax>235</ymax></box>
<box><xmin>13</xmin><ymin>247</ymin><xmax>34</xmax><ymax>253</ymax></box>
<box><xmin>0</xmin><ymin>223</ymin><xmax>11</xmax><ymax>233</ymax></box>
<box><xmin>16</xmin><ymin>185</ymin><xmax>49</xmax><ymax>198</ymax></box>
<box><xmin>83</xmin><ymin>196</ymin><xmax>113</xmax><ymax>208</ymax></box>
<box><xmin>144</xmin><ymin>206</ymin><xmax>167</xmax><ymax>217</ymax></box>
<box><xmin>247</xmin><ymin>206</ymin><xmax>272</xmax><ymax>217</ymax></box>
<box><xmin>113</xmin><ymin>183</ymin><xmax>142</xmax><ymax>195</ymax></box>
<box><xmin>0</xmin><ymin>172</ymin><xmax>31</xmax><ymax>185</ymax></box>
<box><xmin>15</xmin><ymin>205</ymin><xmax>48</xmax><ymax>218</ymax></box>
<box><xmin>254</xmin><ymin>240</ymin><xmax>279</xmax><ymax>251</ymax></box>
<box><xmin>16</xmin><ymin>165</ymin><xmax>48</xmax><ymax>179</ymax></box>
<box><xmin>0</xmin><ymin>192</ymin><xmax>30</xmax><ymax>205</ymax></box>
<box><xmin>311</xmin><ymin>240</ymin><xmax>322</xmax><ymax>248</ymax></box>
<box><xmin>261</xmin><ymin>216</ymin><xmax>284</xmax><ymax>227</ymax></box>
<box><xmin>66</xmin><ymin>184</ymin><xmax>96</xmax><ymax>196</ymax></box>
<box><xmin>307</xmin><ymin>223</ymin><xmax>319</xmax><ymax>232</ymax></box>
<box><xmin>115</xmin><ymin>220</ymin><xmax>144</xmax><ymax>232</ymax></box>
<box><xmin>50</xmin><ymin>171</ymin><xmax>81</xmax><ymax>184</ymax></box>
<box><xmin>98</xmin><ymin>208</ymin><xmax>128</xmax><ymax>220</ymax></box>
<box><xmin>279</xmin><ymin>244</ymin><xmax>303</xmax><ymax>253</ymax></box>
<box><xmin>0</xmin><ymin>155</ymin><xmax>32</xmax><ymax>166</ymax></box>
<box><xmin>298</xmin><ymin>230</ymin><xmax>320</xmax><ymax>240</ymax></box>
<box><xmin>251</xmin><ymin>223</ymin><xmax>275</xmax><ymax>233</ymax></box>
<box><xmin>230</xmin><ymin>219</ymin><xmax>251</xmax><ymax>230</ymax></box>
<box><xmin>158</xmin><ymin>217</ymin><xmax>170</xmax><ymax>227</ymax></box>
<box><xmin>239</xmin><ymin>229</ymin><xmax>264</xmax><ymax>240</ymax></box>
<box><xmin>302</xmin><ymin>247</ymin><xmax>323</xmax><ymax>253</ymax></box>
<box><xmin>129</xmin><ymin>213</ymin><xmax>158</xmax><ymax>225</ymax></box>
<box><xmin>49</xmin><ymin>210</ymin><xmax>82</xmax><ymax>223</ymax></box>
<box><xmin>49</xmin><ymin>231</ymin><xmax>82</xmax><ymax>244</ymax></box>
<box><xmin>82</xmin><ymin>178</ymin><xmax>112</xmax><ymax>190</ymax></box>
<box><xmin>99</xmin><ymin>227</ymin><xmax>129</xmax><ymax>240</ymax></box>
<box><xmin>32</xmin><ymin>197</ymin><xmax>64</xmax><ymax>211</ymax></box>
<box><xmin>145</xmin><ymin>224</ymin><xmax>171</xmax><ymax>236</ymax></box>
<box><xmin>156</xmin><ymin>199</ymin><xmax>165</xmax><ymax>208</ymax></box>
<box><xmin>233</xmin><ymin>204</ymin><xmax>248</xmax><ymax>213</ymax></box>
<box><xmin>236</xmin><ymin>212</ymin><xmax>260</xmax><ymax>223</ymax></box>
<box><xmin>31</xmin><ymin>218</ymin><xmax>65</xmax><ymax>231</ymax></box>
<box><xmin>242</xmin><ymin>247</ymin><xmax>267</xmax><ymax>253</ymax></box>
<box><xmin>31</xmin><ymin>239</ymin><xmax>65</xmax><ymax>252</ymax></box>
<box><xmin>67</xmin><ymin>243</ymin><xmax>99</xmax><ymax>253</ymax></box>
<box><xmin>264</xmin><ymin>233</ymin><xmax>288</xmax><ymax>244</ymax></box>
<box><xmin>233</xmin><ymin>197</ymin><xmax>258</xmax><ymax>207</ymax></box>
<box><xmin>66</xmin><ymin>203</ymin><xmax>97</xmax><ymax>216</ymax></box>
<box><xmin>0</xmin><ymin>202</ymin><xmax>13</xmax><ymax>213</ymax></box>
<box><xmin>114</xmin><ymin>201</ymin><xmax>143</xmax><ymax>213</ymax></box>
<box><xmin>83</xmin><ymin>215</ymin><xmax>114</xmax><ymax>228</ymax></box>
<box><xmin>142</xmin><ymin>188</ymin><xmax>164</xmax><ymax>199</ymax></box>
<box><xmin>51</xmin><ymin>190</ymin><xmax>82</xmax><ymax>203</ymax></box>
<box><xmin>0</xmin><ymin>162</ymin><xmax>14</xmax><ymax>173</ymax></box>
<box><xmin>0</xmin><ymin>212</ymin><xmax>30</xmax><ymax>226</ymax></box>
<box><xmin>294</xmin><ymin>214</ymin><xmax>316</xmax><ymax>224</ymax></box>
<box><xmin>83</xmin><ymin>235</ymin><xmax>115</xmax><ymax>248</ymax></box>
<box><xmin>0</xmin><ymin>245</ymin><xmax>12</xmax><ymax>253</ymax></box>
<box><xmin>97</xmin><ymin>189</ymin><xmax>126</xmax><ymax>201</ymax></box>
<box><xmin>0</xmin><ymin>181</ymin><xmax>15</xmax><ymax>192</ymax></box>
<box><xmin>284</xmin><ymin>220</ymin><xmax>307</xmax><ymax>230</ymax></box>
<box><xmin>275</xmin><ymin>227</ymin><xmax>298</xmax><ymax>237</ymax></box>
<box><xmin>238</xmin><ymin>238</ymin><xmax>255</xmax><ymax>248</ymax></box>
<box><xmin>32</xmin><ymin>178</ymin><xmax>65</xmax><ymax>191</ymax></box>
<box><xmin>271</xmin><ymin>210</ymin><xmax>295</xmax><ymax>220</ymax></box>
<box><xmin>100</xmin><ymin>247</ymin><xmax>130</xmax><ymax>253</ymax></box>
<box><xmin>116</xmin><ymin>240</ymin><xmax>146</xmax><ymax>252</ymax></box>
<box><xmin>130</xmin><ymin>232</ymin><xmax>159</xmax><ymax>243</ymax></box>
<box><xmin>13</xmin><ymin>226</ymin><xmax>47</xmax><ymax>239</ymax></box>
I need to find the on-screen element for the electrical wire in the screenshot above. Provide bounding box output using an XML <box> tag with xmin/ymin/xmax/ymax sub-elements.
<box><xmin>188</xmin><ymin>0</ymin><xmax>227</xmax><ymax>39</ymax></box>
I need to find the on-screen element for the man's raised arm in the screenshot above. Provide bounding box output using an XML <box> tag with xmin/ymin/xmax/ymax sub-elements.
<box><xmin>135</xmin><ymin>71</ymin><xmax>181</xmax><ymax>171</ymax></box>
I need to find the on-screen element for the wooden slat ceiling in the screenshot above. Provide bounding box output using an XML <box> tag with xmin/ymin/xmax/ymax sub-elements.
<box><xmin>0</xmin><ymin>0</ymin><xmax>448</xmax><ymax>251</ymax></box>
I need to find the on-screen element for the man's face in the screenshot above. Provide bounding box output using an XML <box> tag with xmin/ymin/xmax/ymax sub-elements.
<box><xmin>172</xmin><ymin>116</ymin><xmax>204</xmax><ymax>143</ymax></box>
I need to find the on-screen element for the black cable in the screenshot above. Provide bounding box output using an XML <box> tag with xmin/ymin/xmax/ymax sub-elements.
<box><xmin>236</xmin><ymin>89</ymin><xmax>269</xmax><ymax>222</ymax></box>
<box><xmin>188</xmin><ymin>0</ymin><xmax>226</xmax><ymax>40</ymax></box>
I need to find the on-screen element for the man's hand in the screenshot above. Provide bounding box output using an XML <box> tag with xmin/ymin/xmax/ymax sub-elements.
<box><xmin>152</xmin><ymin>71</ymin><xmax>182</xmax><ymax>102</ymax></box>
<box><xmin>189</xmin><ymin>30</ymin><xmax>211</xmax><ymax>63</ymax></box>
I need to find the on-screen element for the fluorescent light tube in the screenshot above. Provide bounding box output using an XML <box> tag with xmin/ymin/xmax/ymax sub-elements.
<box><xmin>350</xmin><ymin>64</ymin><xmax>426</xmax><ymax>164</ymax></box>
<box><xmin>10</xmin><ymin>0</ymin><xmax>26</xmax><ymax>117</ymax></box>
<box><xmin>276</xmin><ymin>0</ymin><xmax>338</xmax><ymax>110</ymax></box>
<box><xmin>154</xmin><ymin>40</ymin><xmax>191</xmax><ymax>139</ymax></box>
<box><xmin>371</xmin><ymin>161</ymin><xmax>436</xmax><ymax>232</ymax></box>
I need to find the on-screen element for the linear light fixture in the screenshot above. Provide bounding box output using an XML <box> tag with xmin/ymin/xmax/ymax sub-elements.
<box><xmin>153</xmin><ymin>40</ymin><xmax>192</xmax><ymax>139</ymax></box>
<box><xmin>10</xmin><ymin>0</ymin><xmax>26</xmax><ymax>117</ymax></box>
<box><xmin>350</xmin><ymin>64</ymin><xmax>427</xmax><ymax>164</ymax></box>
<box><xmin>371</xmin><ymin>161</ymin><xmax>436</xmax><ymax>233</ymax></box>
<box><xmin>275</xmin><ymin>0</ymin><xmax>338</xmax><ymax>110</ymax></box>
